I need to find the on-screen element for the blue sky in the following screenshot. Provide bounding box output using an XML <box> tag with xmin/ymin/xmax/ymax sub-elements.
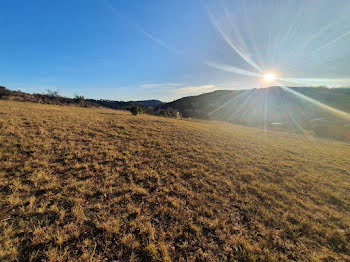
<box><xmin>1</xmin><ymin>0</ymin><xmax>350</xmax><ymax>101</ymax></box>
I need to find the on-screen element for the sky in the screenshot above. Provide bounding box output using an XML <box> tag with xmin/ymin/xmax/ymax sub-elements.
<box><xmin>1</xmin><ymin>0</ymin><xmax>350</xmax><ymax>101</ymax></box>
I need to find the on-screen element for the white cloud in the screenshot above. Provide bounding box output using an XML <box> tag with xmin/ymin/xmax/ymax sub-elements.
<box><xmin>174</xmin><ymin>84</ymin><xmax>217</xmax><ymax>94</ymax></box>
<box><xmin>139</xmin><ymin>82</ymin><xmax>217</xmax><ymax>97</ymax></box>
<box><xmin>140</xmin><ymin>82</ymin><xmax>183</xmax><ymax>89</ymax></box>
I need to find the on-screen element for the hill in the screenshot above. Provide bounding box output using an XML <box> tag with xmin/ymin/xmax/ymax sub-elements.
<box><xmin>85</xmin><ymin>99</ymin><xmax>163</xmax><ymax>110</ymax></box>
<box><xmin>162</xmin><ymin>87</ymin><xmax>350</xmax><ymax>142</ymax></box>
<box><xmin>0</xmin><ymin>86</ymin><xmax>163</xmax><ymax>110</ymax></box>
<box><xmin>136</xmin><ymin>100</ymin><xmax>163</xmax><ymax>107</ymax></box>
<box><xmin>1</xmin><ymin>100</ymin><xmax>350</xmax><ymax>261</ymax></box>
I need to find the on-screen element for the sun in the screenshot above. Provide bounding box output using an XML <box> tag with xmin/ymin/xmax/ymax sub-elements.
<box><xmin>263</xmin><ymin>73</ymin><xmax>277</xmax><ymax>82</ymax></box>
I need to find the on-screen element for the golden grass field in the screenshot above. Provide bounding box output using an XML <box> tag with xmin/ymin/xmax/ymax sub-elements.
<box><xmin>0</xmin><ymin>100</ymin><xmax>350</xmax><ymax>261</ymax></box>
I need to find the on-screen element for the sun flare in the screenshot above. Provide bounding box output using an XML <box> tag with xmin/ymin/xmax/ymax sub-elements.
<box><xmin>263</xmin><ymin>73</ymin><xmax>277</xmax><ymax>82</ymax></box>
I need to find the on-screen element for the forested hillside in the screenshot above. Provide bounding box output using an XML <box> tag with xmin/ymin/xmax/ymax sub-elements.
<box><xmin>162</xmin><ymin>87</ymin><xmax>350</xmax><ymax>142</ymax></box>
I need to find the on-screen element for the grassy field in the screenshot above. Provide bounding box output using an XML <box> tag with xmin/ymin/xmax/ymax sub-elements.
<box><xmin>0</xmin><ymin>100</ymin><xmax>350</xmax><ymax>261</ymax></box>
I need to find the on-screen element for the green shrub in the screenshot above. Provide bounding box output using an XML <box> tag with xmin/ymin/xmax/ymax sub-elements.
<box><xmin>0</xmin><ymin>86</ymin><xmax>10</xmax><ymax>98</ymax></box>
<box><xmin>74</xmin><ymin>94</ymin><xmax>85</xmax><ymax>105</ymax></box>
<box><xmin>130</xmin><ymin>105</ymin><xmax>143</xmax><ymax>115</ymax></box>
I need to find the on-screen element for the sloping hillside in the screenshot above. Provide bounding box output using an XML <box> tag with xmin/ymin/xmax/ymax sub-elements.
<box><xmin>0</xmin><ymin>86</ymin><xmax>163</xmax><ymax>110</ymax></box>
<box><xmin>1</xmin><ymin>100</ymin><xmax>350</xmax><ymax>261</ymax></box>
<box><xmin>163</xmin><ymin>87</ymin><xmax>350</xmax><ymax>141</ymax></box>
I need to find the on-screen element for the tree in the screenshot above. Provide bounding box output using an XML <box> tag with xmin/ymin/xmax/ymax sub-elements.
<box><xmin>0</xmin><ymin>86</ymin><xmax>9</xmax><ymax>98</ymax></box>
<box><xmin>130</xmin><ymin>105</ymin><xmax>143</xmax><ymax>115</ymax></box>
<box><xmin>46</xmin><ymin>89</ymin><xmax>60</xmax><ymax>98</ymax></box>
<box><xmin>74</xmin><ymin>94</ymin><xmax>85</xmax><ymax>104</ymax></box>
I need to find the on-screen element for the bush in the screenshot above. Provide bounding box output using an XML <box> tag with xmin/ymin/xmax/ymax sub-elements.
<box><xmin>0</xmin><ymin>86</ymin><xmax>10</xmax><ymax>98</ymax></box>
<box><xmin>74</xmin><ymin>94</ymin><xmax>85</xmax><ymax>105</ymax></box>
<box><xmin>130</xmin><ymin>105</ymin><xmax>143</xmax><ymax>115</ymax></box>
<box><xmin>45</xmin><ymin>89</ymin><xmax>60</xmax><ymax>98</ymax></box>
<box><xmin>159</xmin><ymin>108</ymin><xmax>181</xmax><ymax>118</ymax></box>
<box><xmin>159</xmin><ymin>109</ymin><xmax>169</xmax><ymax>117</ymax></box>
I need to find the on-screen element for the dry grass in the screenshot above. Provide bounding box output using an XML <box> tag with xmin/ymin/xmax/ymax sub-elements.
<box><xmin>0</xmin><ymin>100</ymin><xmax>350</xmax><ymax>261</ymax></box>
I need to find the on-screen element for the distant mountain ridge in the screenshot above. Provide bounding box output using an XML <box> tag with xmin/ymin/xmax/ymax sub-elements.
<box><xmin>163</xmin><ymin>87</ymin><xmax>350</xmax><ymax>117</ymax></box>
<box><xmin>136</xmin><ymin>100</ymin><xmax>163</xmax><ymax>107</ymax></box>
<box><xmin>162</xmin><ymin>86</ymin><xmax>350</xmax><ymax>141</ymax></box>
<box><xmin>86</xmin><ymin>98</ymin><xmax>163</xmax><ymax>110</ymax></box>
<box><xmin>1</xmin><ymin>85</ymin><xmax>349</xmax><ymax>141</ymax></box>
<box><xmin>0</xmin><ymin>86</ymin><xmax>163</xmax><ymax>110</ymax></box>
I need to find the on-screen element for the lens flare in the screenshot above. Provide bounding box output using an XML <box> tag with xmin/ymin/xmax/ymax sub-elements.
<box><xmin>204</xmin><ymin>1</ymin><xmax>350</xmax><ymax>133</ymax></box>
<box><xmin>263</xmin><ymin>73</ymin><xmax>277</xmax><ymax>82</ymax></box>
